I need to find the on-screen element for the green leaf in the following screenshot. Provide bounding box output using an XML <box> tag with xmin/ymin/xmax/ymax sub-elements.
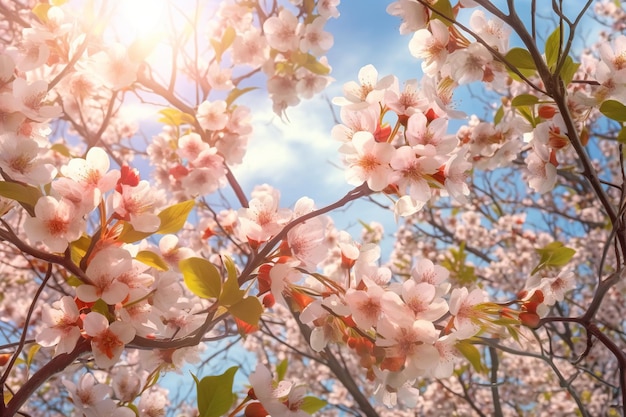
<box><xmin>157</xmin><ymin>108</ymin><xmax>195</xmax><ymax>126</ymax></box>
<box><xmin>118</xmin><ymin>200</ymin><xmax>195</xmax><ymax>243</ymax></box>
<box><xmin>511</xmin><ymin>94</ymin><xmax>539</xmax><ymax>107</ymax></box>
<box><xmin>136</xmin><ymin>250</ymin><xmax>169</xmax><ymax>271</ymax></box>
<box><xmin>213</xmin><ymin>27</ymin><xmax>236</xmax><ymax>63</ymax></box>
<box><xmin>0</xmin><ymin>181</ymin><xmax>41</xmax><ymax>209</ymax></box>
<box><xmin>545</xmin><ymin>27</ymin><xmax>561</xmax><ymax>69</ymax></box>
<box><xmin>219</xmin><ymin>269</ymin><xmax>243</xmax><ymax>306</ymax></box>
<box><xmin>430</xmin><ymin>0</ymin><xmax>454</xmax><ymax>26</ymax></box>
<box><xmin>276</xmin><ymin>358</ymin><xmax>288</xmax><ymax>382</ymax></box>
<box><xmin>531</xmin><ymin>241</ymin><xmax>576</xmax><ymax>275</ymax></box>
<box><xmin>225</xmin><ymin>87</ymin><xmax>258</xmax><ymax>108</ymax></box>
<box><xmin>617</xmin><ymin>127</ymin><xmax>626</xmax><ymax>144</ymax></box>
<box><xmin>299</xmin><ymin>396</ymin><xmax>327</xmax><ymax>414</ymax></box>
<box><xmin>180</xmin><ymin>257</ymin><xmax>221</xmax><ymax>299</ymax></box>
<box><xmin>600</xmin><ymin>100</ymin><xmax>626</xmax><ymax>122</ymax></box>
<box><xmin>559</xmin><ymin>56</ymin><xmax>580</xmax><ymax>85</ymax></box>
<box><xmin>456</xmin><ymin>340</ymin><xmax>486</xmax><ymax>373</ymax></box>
<box><xmin>50</xmin><ymin>143</ymin><xmax>71</xmax><ymax>157</ymax></box>
<box><xmin>222</xmin><ymin>255</ymin><xmax>238</xmax><ymax>282</ymax></box>
<box><xmin>91</xmin><ymin>299</ymin><xmax>113</xmax><ymax>321</ymax></box>
<box><xmin>117</xmin><ymin>222</ymin><xmax>152</xmax><ymax>244</ymax></box>
<box><xmin>221</xmin><ymin>27</ymin><xmax>236</xmax><ymax>52</ymax></box>
<box><xmin>32</xmin><ymin>4</ymin><xmax>51</xmax><ymax>23</ymax></box>
<box><xmin>157</xmin><ymin>200</ymin><xmax>194</xmax><ymax>234</ymax></box>
<box><xmin>195</xmin><ymin>367</ymin><xmax>238</xmax><ymax>417</ymax></box>
<box><xmin>70</xmin><ymin>235</ymin><xmax>91</xmax><ymax>264</ymax></box>
<box><xmin>301</xmin><ymin>53</ymin><xmax>330</xmax><ymax>75</ymax></box>
<box><xmin>504</xmin><ymin>48</ymin><xmax>537</xmax><ymax>70</ymax></box>
<box><xmin>441</xmin><ymin>243</ymin><xmax>476</xmax><ymax>286</ymax></box>
<box><xmin>493</xmin><ymin>105</ymin><xmax>504</xmax><ymax>126</ymax></box>
<box><xmin>227</xmin><ymin>296</ymin><xmax>263</xmax><ymax>326</ymax></box>
<box><xmin>26</xmin><ymin>344</ymin><xmax>41</xmax><ymax>368</ymax></box>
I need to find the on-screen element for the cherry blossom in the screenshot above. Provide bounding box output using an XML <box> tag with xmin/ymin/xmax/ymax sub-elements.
<box><xmin>409</xmin><ymin>19</ymin><xmax>450</xmax><ymax>76</ymax></box>
<box><xmin>36</xmin><ymin>296</ymin><xmax>81</xmax><ymax>356</ymax></box>
<box><xmin>0</xmin><ymin>135</ymin><xmax>57</xmax><ymax>185</ymax></box>
<box><xmin>110</xmin><ymin>180</ymin><xmax>162</xmax><ymax>233</ymax></box>
<box><xmin>340</xmin><ymin>131</ymin><xmax>395</xmax><ymax>191</ymax></box>
<box><xmin>249</xmin><ymin>363</ymin><xmax>309</xmax><ymax>417</ymax></box>
<box><xmin>89</xmin><ymin>43</ymin><xmax>138</xmax><ymax>90</ymax></box>
<box><xmin>333</xmin><ymin>64</ymin><xmax>396</xmax><ymax>109</ymax></box>
<box><xmin>300</xmin><ymin>17</ymin><xmax>333</xmax><ymax>55</ymax></box>
<box><xmin>196</xmin><ymin>100</ymin><xmax>229</xmax><ymax>132</ymax></box>
<box><xmin>83</xmin><ymin>312</ymin><xmax>136</xmax><ymax>369</ymax></box>
<box><xmin>23</xmin><ymin>196</ymin><xmax>85</xmax><ymax>253</ymax></box>
<box><xmin>77</xmin><ymin>247</ymin><xmax>132</xmax><ymax>305</ymax></box>
<box><xmin>263</xmin><ymin>9</ymin><xmax>300</xmax><ymax>53</ymax></box>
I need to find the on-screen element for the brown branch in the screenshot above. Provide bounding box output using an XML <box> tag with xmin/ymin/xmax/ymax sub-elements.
<box><xmin>3</xmin><ymin>339</ymin><xmax>91</xmax><ymax>417</ymax></box>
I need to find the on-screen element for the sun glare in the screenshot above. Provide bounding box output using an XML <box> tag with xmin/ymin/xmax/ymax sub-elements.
<box><xmin>116</xmin><ymin>0</ymin><xmax>167</xmax><ymax>38</ymax></box>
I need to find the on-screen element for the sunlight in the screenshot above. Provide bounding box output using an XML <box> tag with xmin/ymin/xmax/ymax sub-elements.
<box><xmin>116</xmin><ymin>0</ymin><xmax>167</xmax><ymax>38</ymax></box>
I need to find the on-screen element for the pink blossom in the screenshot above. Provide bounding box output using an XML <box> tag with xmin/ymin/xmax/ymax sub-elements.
<box><xmin>232</xmin><ymin>28</ymin><xmax>269</xmax><ymax>68</ymax></box>
<box><xmin>36</xmin><ymin>296</ymin><xmax>81</xmax><ymax>355</ymax></box>
<box><xmin>77</xmin><ymin>247</ymin><xmax>132</xmax><ymax>305</ymax></box>
<box><xmin>196</xmin><ymin>100</ymin><xmax>229</xmax><ymax>131</ymax></box>
<box><xmin>83</xmin><ymin>312</ymin><xmax>135</xmax><ymax>368</ymax></box>
<box><xmin>23</xmin><ymin>196</ymin><xmax>85</xmax><ymax>253</ymax></box>
<box><xmin>333</xmin><ymin>64</ymin><xmax>396</xmax><ymax>109</ymax></box>
<box><xmin>300</xmin><ymin>17</ymin><xmax>333</xmax><ymax>55</ymax></box>
<box><xmin>376</xmin><ymin>316</ymin><xmax>439</xmax><ymax>379</ymax></box>
<box><xmin>409</xmin><ymin>19</ymin><xmax>450</xmax><ymax>75</ymax></box>
<box><xmin>448</xmin><ymin>287</ymin><xmax>485</xmax><ymax>335</ymax></box>
<box><xmin>177</xmin><ymin>132</ymin><xmax>208</xmax><ymax>162</ymax></box>
<box><xmin>263</xmin><ymin>9</ymin><xmax>301</xmax><ymax>52</ymax></box>
<box><xmin>11</xmin><ymin>77</ymin><xmax>62</xmax><ymax>122</ymax></box>
<box><xmin>344</xmin><ymin>284</ymin><xmax>384</xmax><ymax>330</ymax></box>
<box><xmin>341</xmin><ymin>131</ymin><xmax>395</xmax><ymax>191</ymax></box>
<box><xmin>56</xmin><ymin>147</ymin><xmax>120</xmax><ymax>212</ymax></box>
<box><xmin>89</xmin><ymin>43</ymin><xmax>138</xmax><ymax>90</ymax></box>
<box><xmin>386</xmin><ymin>0</ymin><xmax>429</xmax><ymax>34</ymax></box>
<box><xmin>318</xmin><ymin>0</ymin><xmax>340</xmax><ymax>19</ymax></box>
<box><xmin>62</xmin><ymin>373</ymin><xmax>114</xmax><ymax>417</ymax></box>
<box><xmin>238</xmin><ymin>190</ymin><xmax>291</xmax><ymax>244</ymax></box>
<box><xmin>249</xmin><ymin>363</ymin><xmax>309</xmax><ymax>417</ymax></box>
<box><xmin>110</xmin><ymin>180</ymin><xmax>161</xmax><ymax>233</ymax></box>
<box><xmin>469</xmin><ymin>10</ymin><xmax>510</xmax><ymax>52</ymax></box>
<box><xmin>0</xmin><ymin>135</ymin><xmax>57</xmax><ymax>185</ymax></box>
<box><xmin>445</xmin><ymin>43</ymin><xmax>493</xmax><ymax>85</ymax></box>
<box><xmin>525</xmin><ymin>132</ymin><xmax>557</xmax><ymax>194</ymax></box>
<box><xmin>390</xmin><ymin>145</ymin><xmax>440</xmax><ymax>205</ymax></box>
<box><xmin>384</xmin><ymin>79</ymin><xmax>428</xmax><ymax>119</ymax></box>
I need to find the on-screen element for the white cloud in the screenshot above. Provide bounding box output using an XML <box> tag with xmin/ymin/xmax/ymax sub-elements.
<box><xmin>231</xmin><ymin>96</ymin><xmax>347</xmax><ymax>202</ymax></box>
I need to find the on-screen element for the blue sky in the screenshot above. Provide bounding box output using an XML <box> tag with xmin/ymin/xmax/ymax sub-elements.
<box><xmin>229</xmin><ymin>1</ymin><xmax>423</xmax><ymax>239</ymax></box>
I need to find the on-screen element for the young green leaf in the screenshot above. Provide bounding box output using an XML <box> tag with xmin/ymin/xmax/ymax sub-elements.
<box><xmin>195</xmin><ymin>367</ymin><xmax>238</xmax><ymax>417</ymax></box>
<box><xmin>430</xmin><ymin>0</ymin><xmax>454</xmax><ymax>26</ymax></box>
<box><xmin>276</xmin><ymin>358</ymin><xmax>288</xmax><ymax>381</ymax></box>
<box><xmin>180</xmin><ymin>257</ymin><xmax>221</xmax><ymax>299</ymax></box>
<box><xmin>511</xmin><ymin>94</ymin><xmax>539</xmax><ymax>107</ymax></box>
<box><xmin>545</xmin><ymin>27</ymin><xmax>561</xmax><ymax>69</ymax></box>
<box><xmin>136</xmin><ymin>250</ymin><xmax>169</xmax><ymax>271</ymax></box>
<box><xmin>299</xmin><ymin>396</ymin><xmax>328</xmax><ymax>414</ymax></box>
<box><xmin>302</xmin><ymin>53</ymin><xmax>330</xmax><ymax>75</ymax></box>
<box><xmin>504</xmin><ymin>48</ymin><xmax>537</xmax><ymax>70</ymax></box>
<box><xmin>157</xmin><ymin>200</ymin><xmax>195</xmax><ymax>234</ymax></box>
<box><xmin>456</xmin><ymin>340</ymin><xmax>486</xmax><ymax>374</ymax></box>
<box><xmin>227</xmin><ymin>296</ymin><xmax>263</xmax><ymax>327</ymax></box>
<box><xmin>531</xmin><ymin>241</ymin><xmax>576</xmax><ymax>275</ymax></box>
<box><xmin>0</xmin><ymin>181</ymin><xmax>41</xmax><ymax>209</ymax></box>
<box><xmin>600</xmin><ymin>100</ymin><xmax>626</xmax><ymax>122</ymax></box>
<box><xmin>225</xmin><ymin>86</ymin><xmax>259</xmax><ymax>108</ymax></box>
